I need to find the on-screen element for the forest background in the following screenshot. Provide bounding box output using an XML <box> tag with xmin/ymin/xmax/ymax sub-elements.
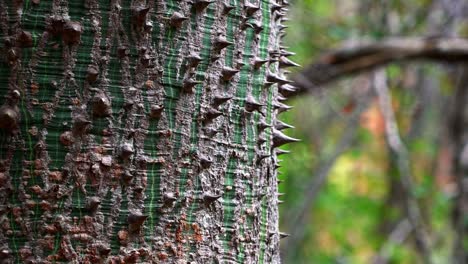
<box><xmin>280</xmin><ymin>0</ymin><xmax>468</xmax><ymax>263</ymax></box>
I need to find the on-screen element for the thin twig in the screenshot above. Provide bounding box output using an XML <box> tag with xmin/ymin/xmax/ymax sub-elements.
<box><xmin>371</xmin><ymin>218</ymin><xmax>413</xmax><ymax>264</ymax></box>
<box><xmin>373</xmin><ymin>69</ymin><xmax>433</xmax><ymax>264</ymax></box>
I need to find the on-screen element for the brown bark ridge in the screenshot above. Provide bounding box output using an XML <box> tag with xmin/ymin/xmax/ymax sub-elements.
<box><xmin>292</xmin><ymin>37</ymin><xmax>468</xmax><ymax>94</ymax></box>
<box><xmin>0</xmin><ymin>0</ymin><xmax>297</xmax><ymax>263</ymax></box>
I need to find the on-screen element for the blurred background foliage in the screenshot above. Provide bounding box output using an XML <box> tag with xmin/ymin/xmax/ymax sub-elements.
<box><xmin>279</xmin><ymin>0</ymin><xmax>466</xmax><ymax>263</ymax></box>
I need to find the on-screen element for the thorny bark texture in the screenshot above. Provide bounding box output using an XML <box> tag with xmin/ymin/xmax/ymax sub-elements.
<box><xmin>0</xmin><ymin>0</ymin><xmax>296</xmax><ymax>263</ymax></box>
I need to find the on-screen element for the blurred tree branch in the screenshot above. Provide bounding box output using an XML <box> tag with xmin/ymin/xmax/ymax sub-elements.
<box><xmin>293</xmin><ymin>37</ymin><xmax>468</xmax><ymax>95</ymax></box>
<box><xmin>374</xmin><ymin>69</ymin><xmax>433</xmax><ymax>264</ymax></box>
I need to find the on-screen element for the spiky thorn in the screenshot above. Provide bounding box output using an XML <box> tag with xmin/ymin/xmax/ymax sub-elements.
<box><xmin>17</xmin><ymin>31</ymin><xmax>33</xmax><ymax>48</ymax></box>
<box><xmin>278</xmin><ymin>23</ymin><xmax>288</xmax><ymax>31</ymax></box>
<box><xmin>266</xmin><ymin>71</ymin><xmax>292</xmax><ymax>85</ymax></box>
<box><xmin>187</xmin><ymin>52</ymin><xmax>202</xmax><ymax>67</ymax></box>
<box><xmin>275</xmin><ymin>148</ymin><xmax>290</xmax><ymax>156</ymax></box>
<box><xmin>149</xmin><ymin>105</ymin><xmax>164</xmax><ymax>119</ymax></box>
<box><xmin>275</xmin><ymin>120</ymin><xmax>294</xmax><ymax>130</ymax></box>
<box><xmin>203</xmin><ymin>108</ymin><xmax>223</xmax><ymax>124</ymax></box>
<box><xmin>279</xmin><ymin>56</ymin><xmax>300</xmax><ymax>68</ymax></box>
<box><xmin>257</xmin><ymin>134</ymin><xmax>267</xmax><ymax>146</ymax></box>
<box><xmin>72</xmin><ymin>115</ymin><xmax>91</xmax><ymax>136</ymax></box>
<box><xmin>212</xmin><ymin>93</ymin><xmax>232</xmax><ymax>108</ymax></box>
<box><xmin>128</xmin><ymin>212</ymin><xmax>148</xmax><ymax>232</ymax></box>
<box><xmin>86</xmin><ymin>65</ymin><xmax>99</xmax><ymax>83</ymax></box>
<box><xmin>120</xmin><ymin>143</ymin><xmax>134</xmax><ymax>159</ymax></box>
<box><xmin>276</xmin><ymin>94</ymin><xmax>288</xmax><ymax>102</ymax></box>
<box><xmin>272</xmin><ymin>128</ymin><xmax>299</xmax><ymax>148</ymax></box>
<box><xmin>199</xmin><ymin>154</ymin><xmax>212</xmax><ymax>169</ymax></box>
<box><xmin>62</xmin><ymin>21</ymin><xmax>82</xmax><ymax>45</ymax></box>
<box><xmin>204</xmin><ymin>127</ymin><xmax>218</xmax><ymax>137</ymax></box>
<box><xmin>223</xmin><ymin>3</ymin><xmax>235</xmax><ymax>14</ymax></box>
<box><xmin>86</xmin><ymin>196</ymin><xmax>101</xmax><ymax>214</ymax></box>
<box><xmin>246</xmin><ymin>20</ymin><xmax>264</xmax><ymax>34</ymax></box>
<box><xmin>280</xmin><ymin>49</ymin><xmax>295</xmax><ymax>57</ymax></box>
<box><xmin>221</xmin><ymin>67</ymin><xmax>239</xmax><ymax>81</ymax></box>
<box><xmin>279</xmin><ymin>232</ymin><xmax>290</xmax><ymax>239</ymax></box>
<box><xmin>245</xmin><ymin>94</ymin><xmax>264</xmax><ymax>113</ymax></box>
<box><xmin>273</xmin><ymin>100</ymin><xmax>293</xmax><ymax>113</ymax></box>
<box><xmin>92</xmin><ymin>92</ymin><xmax>112</xmax><ymax>117</ymax></box>
<box><xmin>0</xmin><ymin>105</ymin><xmax>19</xmax><ymax>133</ymax></box>
<box><xmin>244</xmin><ymin>2</ymin><xmax>260</xmax><ymax>17</ymax></box>
<box><xmin>132</xmin><ymin>6</ymin><xmax>150</xmax><ymax>28</ymax></box>
<box><xmin>214</xmin><ymin>35</ymin><xmax>233</xmax><ymax>52</ymax></box>
<box><xmin>169</xmin><ymin>11</ymin><xmax>188</xmax><ymax>28</ymax></box>
<box><xmin>271</xmin><ymin>2</ymin><xmax>282</xmax><ymax>12</ymax></box>
<box><xmin>257</xmin><ymin>118</ymin><xmax>271</xmax><ymax>132</ymax></box>
<box><xmin>278</xmin><ymin>84</ymin><xmax>297</xmax><ymax>97</ymax></box>
<box><xmin>193</xmin><ymin>0</ymin><xmax>213</xmax><ymax>12</ymax></box>
<box><xmin>256</xmin><ymin>152</ymin><xmax>271</xmax><ymax>164</ymax></box>
<box><xmin>203</xmin><ymin>192</ymin><xmax>222</xmax><ymax>206</ymax></box>
<box><xmin>163</xmin><ymin>192</ymin><xmax>177</xmax><ymax>207</ymax></box>
<box><xmin>182</xmin><ymin>77</ymin><xmax>201</xmax><ymax>93</ymax></box>
<box><xmin>253</xmin><ymin>57</ymin><xmax>269</xmax><ymax>70</ymax></box>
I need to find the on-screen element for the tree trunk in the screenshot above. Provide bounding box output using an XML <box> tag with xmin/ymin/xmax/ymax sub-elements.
<box><xmin>0</xmin><ymin>1</ymin><xmax>294</xmax><ymax>263</ymax></box>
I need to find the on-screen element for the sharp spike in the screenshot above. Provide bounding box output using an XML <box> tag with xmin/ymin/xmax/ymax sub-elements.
<box><xmin>221</xmin><ymin>67</ymin><xmax>239</xmax><ymax>81</ymax></box>
<box><xmin>213</xmin><ymin>93</ymin><xmax>233</xmax><ymax>107</ymax></box>
<box><xmin>92</xmin><ymin>92</ymin><xmax>112</xmax><ymax>117</ymax></box>
<box><xmin>275</xmin><ymin>148</ymin><xmax>290</xmax><ymax>156</ymax></box>
<box><xmin>132</xmin><ymin>6</ymin><xmax>150</xmax><ymax>27</ymax></box>
<box><xmin>223</xmin><ymin>3</ymin><xmax>235</xmax><ymax>14</ymax></box>
<box><xmin>199</xmin><ymin>154</ymin><xmax>213</xmax><ymax>169</ymax></box>
<box><xmin>203</xmin><ymin>192</ymin><xmax>222</xmax><ymax>205</ymax></box>
<box><xmin>203</xmin><ymin>108</ymin><xmax>223</xmax><ymax>123</ymax></box>
<box><xmin>244</xmin><ymin>2</ymin><xmax>260</xmax><ymax>17</ymax></box>
<box><xmin>279</xmin><ymin>56</ymin><xmax>300</xmax><ymax>68</ymax></box>
<box><xmin>127</xmin><ymin>213</ymin><xmax>148</xmax><ymax>227</ymax></box>
<box><xmin>183</xmin><ymin>77</ymin><xmax>202</xmax><ymax>93</ymax></box>
<box><xmin>193</xmin><ymin>0</ymin><xmax>213</xmax><ymax>12</ymax></box>
<box><xmin>278</xmin><ymin>84</ymin><xmax>298</xmax><ymax>97</ymax></box>
<box><xmin>273</xmin><ymin>100</ymin><xmax>293</xmax><ymax>113</ymax></box>
<box><xmin>120</xmin><ymin>143</ymin><xmax>135</xmax><ymax>159</ymax></box>
<box><xmin>149</xmin><ymin>105</ymin><xmax>164</xmax><ymax>119</ymax></box>
<box><xmin>62</xmin><ymin>21</ymin><xmax>82</xmax><ymax>45</ymax></box>
<box><xmin>86</xmin><ymin>65</ymin><xmax>99</xmax><ymax>83</ymax></box>
<box><xmin>275</xmin><ymin>120</ymin><xmax>294</xmax><ymax>130</ymax></box>
<box><xmin>253</xmin><ymin>57</ymin><xmax>269</xmax><ymax>70</ymax></box>
<box><xmin>163</xmin><ymin>192</ymin><xmax>177</xmax><ymax>206</ymax></box>
<box><xmin>0</xmin><ymin>105</ymin><xmax>19</xmax><ymax>132</ymax></box>
<box><xmin>187</xmin><ymin>52</ymin><xmax>202</xmax><ymax>67</ymax></box>
<box><xmin>266</xmin><ymin>71</ymin><xmax>292</xmax><ymax>85</ymax></box>
<box><xmin>245</xmin><ymin>94</ymin><xmax>264</xmax><ymax>113</ymax></box>
<box><xmin>257</xmin><ymin>118</ymin><xmax>272</xmax><ymax>132</ymax></box>
<box><xmin>272</xmin><ymin>128</ymin><xmax>299</xmax><ymax>148</ymax></box>
<box><xmin>169</xmin><ymin>11</ymin><xmax>188</xmax><ymax>28</ymax></box>
<box><xmin>214</xmin><ymin>36</ymin><xmax>233</xmax><ymax>51</ymax></box>
<box><xmin>279</xmin><ymin>232</ymin><xmax>290</xmax><ymax>239</ymax></box>
<box><xmin>280</xmin><ymin>50</ymin><xmax>296</xmax><ymax>57</ymax></box>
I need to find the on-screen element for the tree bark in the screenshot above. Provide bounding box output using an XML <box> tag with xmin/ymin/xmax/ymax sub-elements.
<box><xmin>0</xmin><ymin>1</ymin><xmax>293</xmax><ymax>263</ymax></box>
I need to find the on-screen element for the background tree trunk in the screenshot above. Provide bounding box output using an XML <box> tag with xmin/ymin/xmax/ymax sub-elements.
<box><xmin>0</xmin><ymin>1</ymin><xmax>293</xmax><ymax>263</ymax></box>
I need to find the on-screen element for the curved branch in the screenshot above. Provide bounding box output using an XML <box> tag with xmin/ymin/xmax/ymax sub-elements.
<box><xmin>293</xmin><ymin>37</ymin><xmax>468</xmax><ymax>94</ymax></box>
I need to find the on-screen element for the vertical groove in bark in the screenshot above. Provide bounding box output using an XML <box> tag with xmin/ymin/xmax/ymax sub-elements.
<box><xmin>0</xmin><ymin>0</ymin><xmax>292</xmax><ymax>263</ymax></box>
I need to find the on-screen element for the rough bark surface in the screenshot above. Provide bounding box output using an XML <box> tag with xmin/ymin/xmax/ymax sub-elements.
<box><xmin>0</xmin><ymin>0</ymin><xmax>293</xmax><ymax>263</ymax></box>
